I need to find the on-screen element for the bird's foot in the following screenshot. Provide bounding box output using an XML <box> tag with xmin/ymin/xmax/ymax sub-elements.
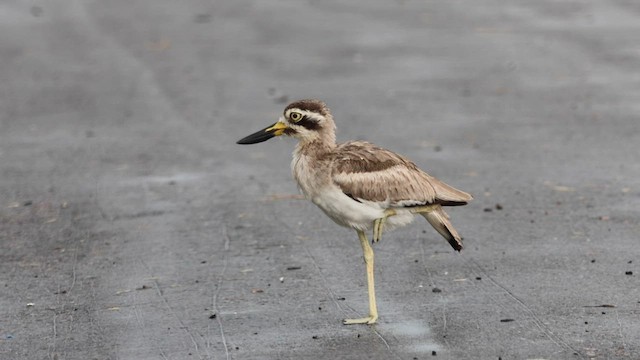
<box><xmin>372</xmin><ymin>209</ymin><xmax>396</xmax><ymax>243</ymax></box>
<box><xmin>343</xmin><ymin>315</ymin><xmax>378</xmax><ymax>325</ymax></box>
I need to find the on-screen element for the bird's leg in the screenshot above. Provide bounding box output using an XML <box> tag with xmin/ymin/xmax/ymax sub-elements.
<box><xmin>372</xmin><ymin>208</ymin><xmax>396</xmax><ymax>243</ymax></box>
<box><xmin>408</xmin><ymin>204</ymin><xmax>438</xmax><ymax>215</ymax></box>
<box><xmin>343</xmin><ymin>230</ymin><xmax>378</xmax><ymax>325</ymax></box>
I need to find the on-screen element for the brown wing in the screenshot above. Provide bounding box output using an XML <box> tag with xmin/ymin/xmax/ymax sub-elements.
<box><xmin>330</xmin><ymin>141</ymin><xmax>472</xmax><ymax>207</ymax></box>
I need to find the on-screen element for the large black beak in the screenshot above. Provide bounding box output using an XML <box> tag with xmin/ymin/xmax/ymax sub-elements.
<box><xmin>236</xmin><ymin>121</ymin><xmax>288</xmax><ymax>145</ymax></box>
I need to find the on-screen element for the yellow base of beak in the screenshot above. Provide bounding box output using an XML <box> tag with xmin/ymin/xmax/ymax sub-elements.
<box><xmin>266</xmin><ymin>121</ymin><xmax>288</xmax><ymax>136</ymax></box>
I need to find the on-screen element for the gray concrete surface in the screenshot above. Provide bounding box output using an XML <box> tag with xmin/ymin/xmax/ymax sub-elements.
<box><xmin>1</xmin><ymin>1</ymin><xmax>639</xmax><ymax>359</ymax></box>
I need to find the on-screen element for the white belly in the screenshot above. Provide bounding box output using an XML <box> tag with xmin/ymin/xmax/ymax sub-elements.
<box><xmin>292</xmin><ymin>152</ymin><xmax>415</xmax><ymax>232</ymax></box>
<box><xmin>310</xmin><ymin>185</ymin><xmax>415</xmax><ymax>232</ymax></box>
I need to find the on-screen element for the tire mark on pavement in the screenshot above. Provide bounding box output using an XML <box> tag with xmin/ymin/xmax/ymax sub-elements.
<box><xmin>68</xmin><ymin>245</ymin><xmax>79</xmax><ymax>293</ymax></box>
<box><xmin>141</xmin><ymin>259</ymin><xmax>207</xmax><ymax>359</ymax></box>
<box><xmin>301</xmin><ymin>241</ymin><xmax>356</xmax><ymax>318</ymax></box>
<box><xmin>209</xmin><ymin>221</ymin><xmax>231</xmax><ymax>360</ymax></box>
<box><xmin>271</xmin><ymin>200</ymin><xmax>357</xmax><ymax>318</ymax></box>
<box><xmin>464</xmin><ymin>256</ymin><xmax>584</xmax><ymax>359</ymax></box>
<box><xmin>615</xmin><ymin>309</ymin><xmax>627</xmax><ymax>355</ymax></box>
<box><xmin>48</xmin><ymin>312</ymin><xmax>58</xmax><ymax>360</ymax></box>
<box><xmin>417</xmin><ymin>233</ymin><xmax>453</xmax><ymax>353</ymax></box>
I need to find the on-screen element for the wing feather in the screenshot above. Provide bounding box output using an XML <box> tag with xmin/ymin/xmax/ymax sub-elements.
<box><xmin>330</xmin><ymin>141</ymin><xmax>472</xmax><ymax>207</ymax></box>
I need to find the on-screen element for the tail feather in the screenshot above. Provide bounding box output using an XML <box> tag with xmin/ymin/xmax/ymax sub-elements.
<box><xmin>421</xmin><ymin>207</ymin><xmax>464</xmax><ymax>251</ymax></box>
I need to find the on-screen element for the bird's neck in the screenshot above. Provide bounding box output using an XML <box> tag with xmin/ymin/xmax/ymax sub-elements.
<box><xmin>294</xmin><ymin>133</ymin><xmax>336</xmax><ymax>159</ymax></box>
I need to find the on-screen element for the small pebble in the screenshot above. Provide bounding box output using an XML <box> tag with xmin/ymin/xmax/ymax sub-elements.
<box><xmin>495</xmin><ymin>203</ymin><xmax>503</xmax><ymax>210</ymax></box>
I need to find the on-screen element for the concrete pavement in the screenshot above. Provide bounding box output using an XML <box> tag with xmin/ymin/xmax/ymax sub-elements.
<box><xmin>1</xmin><ymin>1</ymin><xmax>639</xmax><ymax>359</ymax></box>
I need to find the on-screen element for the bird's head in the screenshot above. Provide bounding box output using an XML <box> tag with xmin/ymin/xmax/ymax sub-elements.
<box><xmin>237</xmin><ymin>99</ymin><xmax>336</xmax><ymax>145</ymax></box>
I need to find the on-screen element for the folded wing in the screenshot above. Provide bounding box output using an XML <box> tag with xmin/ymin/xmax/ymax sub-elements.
<box><xmin>330</xmin><ymin>141</ymin><xmax>472</xmax><ymax>207</ymax></box>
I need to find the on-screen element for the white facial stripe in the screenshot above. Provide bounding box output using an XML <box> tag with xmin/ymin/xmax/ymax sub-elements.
<box><xmin>285</xmin><ymin>108</ymin><xmax>325</xmax><ymax>123</ymax></box>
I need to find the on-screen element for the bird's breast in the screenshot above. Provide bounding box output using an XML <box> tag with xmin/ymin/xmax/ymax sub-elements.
<box><xmin>291</xmin><ymin>153</ymin><xmax>392</xmax><ymax>230</ymax></box>
<box><xmin>291</xmin><ymin>153</ymin><xmax>326</xmax><ymax>199</ymax></box>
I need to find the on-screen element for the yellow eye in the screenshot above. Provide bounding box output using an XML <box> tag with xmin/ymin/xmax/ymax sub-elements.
<box><xmin>289</xmin><ymin>112</ymin><xmax>302</xmax><ymax>122</ymax></box>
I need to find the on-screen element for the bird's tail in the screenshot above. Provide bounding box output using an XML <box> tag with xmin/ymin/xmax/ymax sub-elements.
<box><xmin>421</xmin><ymin>206</ymin><xmax>464</xmax><ymax>252</ymax></box>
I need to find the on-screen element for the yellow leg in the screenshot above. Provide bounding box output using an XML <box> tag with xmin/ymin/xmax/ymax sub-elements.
<box><xmin>372</xmin><ymin>209</ymin><xmax>396</xmax><ymax>243</ymax></box>
<box><xmin>408</xmin><ymin>204</ymin><xmax>438</xmax><ymax>215</ymax></box>
<box><xmin>343</xmin><ymin>230</ymin><xmax>378</xmax><ymax>325</ymax></box>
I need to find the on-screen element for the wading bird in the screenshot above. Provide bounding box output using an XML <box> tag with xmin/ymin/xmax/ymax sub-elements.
<box><xmin>237</xmin><ymin>99</ymin><xmax>472</xmax><ymax>324</ymax></box>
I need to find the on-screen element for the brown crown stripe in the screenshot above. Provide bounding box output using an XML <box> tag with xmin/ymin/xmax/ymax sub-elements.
<box><xmin>285</xmin><ymin>99</ymin><xmax>329</xmax><ymax>117</ymax></box>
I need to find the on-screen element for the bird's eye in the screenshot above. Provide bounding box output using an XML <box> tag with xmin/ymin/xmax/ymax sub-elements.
<box><xmin>289</xmin><ymin>112</ymin><xmax>302</xmax><ymax>122</ymax></box>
